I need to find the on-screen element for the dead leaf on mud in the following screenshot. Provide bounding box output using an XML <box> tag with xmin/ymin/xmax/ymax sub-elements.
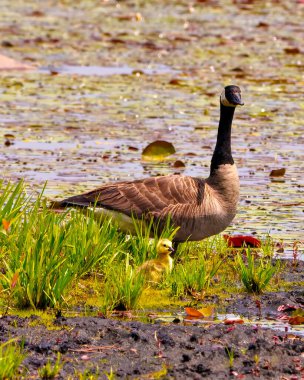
<box><xmin>185</xmin><ymin>307</ymin><xmax>204</xmax><ymax>318</ymax></box>
<box><xmin>198</xmin><ymin>306</ymin><xmax>214</xmax><ymax>317</ymax></box>
<box><xmin>70</xmin><ymin>345</ymin><xmax>118</xmax><ymax>353</ymax></box>
<box><xmin>224</xmin><ymin>319</ymin><xmax>244</xmax><ymax>325</ymax></box>
<box><xmin>288</xmin><ymin>316</ymin><xmax>304</xmax><ymax>325</ymax></box>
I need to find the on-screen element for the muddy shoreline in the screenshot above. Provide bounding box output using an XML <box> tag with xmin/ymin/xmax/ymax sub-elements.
<box><xmin>0</xmin><ymin>310</ymin><xmax>303</xmax><ymax>379</ymax></box>
<box><xmin>1</xmin><ymin>261</ymin><xmax>303</xmax><ymax>379</ymax></box>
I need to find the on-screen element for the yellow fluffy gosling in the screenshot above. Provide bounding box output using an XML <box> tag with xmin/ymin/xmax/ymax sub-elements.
<box><xmin>137</xmin><ymin>239</ymin><xmax>174</xmax><ymax>284</ymax></box>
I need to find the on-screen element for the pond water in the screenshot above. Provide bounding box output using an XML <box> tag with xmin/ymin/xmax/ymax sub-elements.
<box><xmin>40</xmin><ymin>64</ymin><xmax>179</xmax><ymax>77</ymax></box>
<box><xmin>0</xmin><ymin>1</ymin><xmax>303</xmax><ymax>259</ymax></box>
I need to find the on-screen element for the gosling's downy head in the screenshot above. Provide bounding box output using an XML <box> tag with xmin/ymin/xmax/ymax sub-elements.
<box><xmin>220</xmin><ymin>85</ymin><xmax>244</xmax><ymax>107</ymax></box>
<box><xmin>156</xmin><ymin>238</ymin><xmax>174</xmax><ymax>256</ymax></box>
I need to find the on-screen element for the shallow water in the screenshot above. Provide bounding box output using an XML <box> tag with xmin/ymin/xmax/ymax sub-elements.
<box><xmin>170</xmin><ymin>312</ymin><xmax>304</xmax><ymax>337</ymax></box>
<box><xmin>40</xmin><ymin>64</ymin><xmax>179</xmax><ymax>76</ymax></box>
<box><xmin>0</xmin><ymin>0</ymin><xmax>303</xmax><ymax>258</ymax></box>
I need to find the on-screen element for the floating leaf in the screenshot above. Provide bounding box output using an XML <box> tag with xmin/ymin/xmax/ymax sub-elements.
<box><xmin>223</xmin><ymin>234</ymin><xmax>261</xmax><ymax>248</ymax></box>
<box><xmin>168</xmin><ymin>78</ymin><xmax>185</xmax><ymax>86</ymax></box>
<box><xmin>4</xmin><ymin>134</ymin><xmax>15</xmax><ymax>139</ymax></box>
<box><xmin>172</xmin><ymin>160</ymin><xmax>185</xmax><ymax>168</ymax></box>
<box><xmin>269</xmin><ymin>168</ymin><xmax>286</xmax><ymax>177</ymax></box>
<box><xmin>142</xmin><ymin>140</ymin><xmax>176</xmax><ymax>161</ymax></box>
<box><xmin>284</xmin><ymin>47</ymin><xmax>301</xmax><ymax>55</ymax></box>
<box><xmin>128</xmin><ymin>145</ymin><xmax>139</xmax><ymax>151</ymax></box>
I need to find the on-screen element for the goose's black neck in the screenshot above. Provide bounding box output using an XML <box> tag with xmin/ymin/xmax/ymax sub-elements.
<box><xmin>210</xmin><ymin>103</ymin><xmax>235</xmax><ymax>175</ymax></box>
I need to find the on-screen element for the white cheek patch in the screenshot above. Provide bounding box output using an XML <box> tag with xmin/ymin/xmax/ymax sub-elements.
<box><xmin>220</xmin><ymin>91</ymin><xmax>235</xmax><ymax>107</ymax></box>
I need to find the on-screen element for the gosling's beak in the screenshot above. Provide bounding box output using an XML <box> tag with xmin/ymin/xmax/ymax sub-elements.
<box><xmin>168</xmin><ymin>247</ymin><xmax>175</xmax><ymax>253</ymax></box>
<box><xmin>231</xmin><ymin>92</ymin><xmax>244</xmax><ymax>106</ymax></box>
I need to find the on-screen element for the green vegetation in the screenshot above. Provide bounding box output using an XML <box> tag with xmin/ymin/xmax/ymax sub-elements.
<box><xmin>0</xmin><ymin>187</ymin><xmax>127</xmax><ymax>309</ymax></box>
<box><xmin>169</xmin><ymin>250</ymin><xmax>223</xmax><ymax>299</ymax></box>
<box><xmin>0</xmin><ymin>180</ymin><xmax>294</xmax><ymax>315</ymax></box>
<box><xmin>38</xmin><ymin>353</ymin><xmax>63</xmax><ymax>379</ymax></box>
<box><xmin>104</xmin><ymin>367</ymin><xmax>116</xmax><ymax>380</ymax></box>
<box><xmin>0</xmin><ymin>338</ymin><xmax>27</xmax><ymax>379</ymax></box>
<box><xmin>102</xmin><ymin>254</ymin><xmax>145</xmax><ymax>312</ymax></box>
<box><xmin>225</xmin><ymin>347</ymin><xmax>235</xmax><ymax>369</ymax></box>
<box><xmin>235</xmin><ymin>249</ymin><xmax>281</xmax><ymax>294</ymax></box>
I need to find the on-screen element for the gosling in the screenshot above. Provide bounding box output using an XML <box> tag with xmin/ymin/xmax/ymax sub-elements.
<box><xmin>137</xmin><ymin>239</ymin><xmax>174</xmax><ymax>284</ymax></box>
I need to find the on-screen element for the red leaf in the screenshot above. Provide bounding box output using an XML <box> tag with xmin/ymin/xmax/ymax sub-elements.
<box><xmin>223</xmin><ymin>234</ymin><xmax>261</xmax><ymax>248</ymax></box>
<box><xmin>224</xmin><ymin>319</ymin><xmax>244</xmax><ymax>325</ymax></box>
<box><xmin>185</xmin><ymin>307</ymin><xmax>203</xmax><ymax>318</ymax></box>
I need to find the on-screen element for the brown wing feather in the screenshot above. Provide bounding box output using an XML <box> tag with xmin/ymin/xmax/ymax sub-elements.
<box><xmin>57</xmin><ymin>175</ymin><xmax>205</xmax><ymax>220</ymax></box>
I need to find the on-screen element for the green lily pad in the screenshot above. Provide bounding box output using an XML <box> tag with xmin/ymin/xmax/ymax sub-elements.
<box><xmin>142</xmin><ymin>140</ymin><xmax>176</xmax><ymax>162</ymax></box>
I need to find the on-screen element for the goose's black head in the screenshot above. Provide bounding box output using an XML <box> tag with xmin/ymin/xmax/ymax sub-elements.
<box><xmin>220</xmin><ymin>85</ymin><xmax>244</xmax><ymax>107</ymax></box>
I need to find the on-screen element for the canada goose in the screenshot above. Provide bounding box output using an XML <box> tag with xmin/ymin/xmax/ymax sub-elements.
<box><xmin>51</xmin><ymin>85</ymin><xmax>243</xmax><ymax>244</ymax></box>
<box><xmin>137</xmin><ymin>238</ymin><xmax>174</xmax><ymax>283</ymax></box>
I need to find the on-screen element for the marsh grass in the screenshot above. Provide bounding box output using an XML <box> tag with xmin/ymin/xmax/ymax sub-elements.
<box><xmin>0</xmin><ymin>182</ymin><xmax>125</xmax><ymax>309</ymax></box>
<box><xmin>169</xmin><ymin>238</ymin><xmax>225</xmax><ymax>298</ymax></box>
<box><xmin>123</xmin><ymin>215</ymin><xmax>178</xmax><ymax>266</ymax></box>
<box><xmin>170</xmin><ymin>254</ymin><xmax>223</xmax><ymax>298</ymax></box>
<box><xmin>0</xmin><ymin>181</ymin><xmax>282</xmax><ymax>312</ymax></box>
<box><xmin>0</xmin><ymin>338</ymin><xmax>27</xmax><ymax>379</ymax></box>
<box><xmin>0</xmin><ymin>180</ymin><xmax>30</xmax><ymax>263</ymax></box>
<box><xmin>65</xmin><ymin>209</ymin><xmax>125</xmax><ymax>277</ymax></box>
<box><xmin>102</xmin><ymin>252</ymin><xmax>145</xmax><ymax>312</ymax></box>
<box><xmin>235</xmin><ymin>248</ymin><xmax>281</xmax><ymax>294</ymax></box>
<box><xmin>1</xmin><ymin>194</ymin><xmax>75</xmax><ymax>309</ymax></box>
<box><xmin>0</xmin><ymin>180</ymin><xmax>29</xmax><ymax>228</ymax></box>
<box><xmin>1</xmin><ymin>208</ymin><xmax>74</xmax><ymax>309</ymax></box>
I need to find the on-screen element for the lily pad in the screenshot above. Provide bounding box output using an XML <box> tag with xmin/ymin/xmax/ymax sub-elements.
<box><xmin>269</xmin><ymin>168</ymin><xmax>286</xmax><ymax>177</ymax></box>
<box><xmin>142</xmin><ymin>140</ymin><xmax>176</xmax><ymax>162</ymax></box>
